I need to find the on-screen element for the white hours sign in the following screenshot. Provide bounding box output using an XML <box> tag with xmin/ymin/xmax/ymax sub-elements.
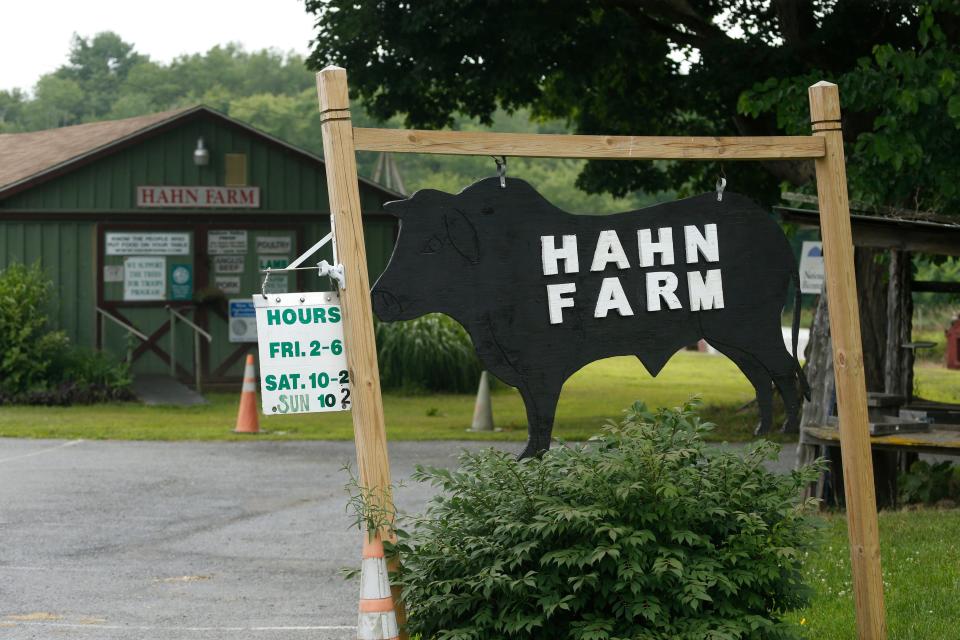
<box><xmin>254</xmin><ymin>292</ymin><xmax>351</xmax><ymax>415</ymax></box>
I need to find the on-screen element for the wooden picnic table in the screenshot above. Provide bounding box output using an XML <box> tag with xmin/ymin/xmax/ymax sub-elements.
<box><xmin>802</xmin><ymin>413</ymin><xmax>960</xmax><ymax>507</ymax></box>
<box><xmin>804</xmin><ymin>424</ymin><xmax>960</xmax><ymax>457</ymax></box>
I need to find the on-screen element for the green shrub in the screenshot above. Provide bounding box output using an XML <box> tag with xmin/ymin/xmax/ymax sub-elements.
<box><xmin>375</xmin><ymin>313</ymin><xmax>481</xmax><ymax>393</ymax></box>
<box><xmin>0</xmin><ymin>262</ymin><xmax>68</xmax><ymax>395</ymax></box>
<box><xmin>898</xmin><ymin>460</ymin><xmax>960</xmax><ymax>505</ymax></box>
<box><xmin>391</xmin><ymin>402</ymin><xmax>822</xmax><ymax>640</ymax></box>
<box><xmin>0</xmin><ymin>263</ymin><xmax>133</xmax><ymax>405</ymax></box>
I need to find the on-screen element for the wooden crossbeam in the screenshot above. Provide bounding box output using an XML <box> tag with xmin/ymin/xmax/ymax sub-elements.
<box><xmin>353</xmin><ymin>127</ymin><xmax>826</xmax><ymax>160</ymax></box>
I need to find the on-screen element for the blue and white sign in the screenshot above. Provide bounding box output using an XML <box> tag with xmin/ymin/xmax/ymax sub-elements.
<box><xmin>799</xmin><ymin>241</ymin><xmax>824</xmax><ymax>294</ymax></box>
<box><xmin>229</xmin><ymin>299</ymin><xmax>258</xmax><ymax>343</ymax></box>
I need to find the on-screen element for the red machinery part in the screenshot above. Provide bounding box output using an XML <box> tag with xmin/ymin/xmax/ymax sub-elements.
<box><xmin>946</xmin><ymin>317</ymin><xmax>960</xmax><ymax>370</ymax></box>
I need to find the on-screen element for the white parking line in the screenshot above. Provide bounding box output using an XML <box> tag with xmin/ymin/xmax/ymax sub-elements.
<box><xmin>0</xmin><ymin>439</ymin><xmax>84</xmax><ymax>463</ymax></box>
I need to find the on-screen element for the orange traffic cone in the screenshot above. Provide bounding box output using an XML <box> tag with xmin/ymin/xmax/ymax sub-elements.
<box><xmin>233</xmin><ymin>354</ymin><xmax>260</xmax><ymax>434</ymax></box>
<box><xmin>357</xmin><ymin>533</ymin><xmax>400</xmax><ymax>640</ymax></box>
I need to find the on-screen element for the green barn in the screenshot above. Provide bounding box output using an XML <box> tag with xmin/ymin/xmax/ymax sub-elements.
<box><xmin>0</xmin><ymin>106</ymin><xmax>399</xmax><ymax>387</ymax></box>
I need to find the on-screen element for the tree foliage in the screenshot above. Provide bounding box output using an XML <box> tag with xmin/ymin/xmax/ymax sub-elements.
<box><xmin>307</xmin><ymin>1</ymin><xmax>957</xmax><ymax>210</ymax></box>
<box><xmin>0</xmin><ymin>33</ymin><xmax>656</xmax><ymax>213</ymax></box>
<box><xmin>740</xmin><ymin>1</ymin><xmax>960</xmax><ymax>212</ymax></box>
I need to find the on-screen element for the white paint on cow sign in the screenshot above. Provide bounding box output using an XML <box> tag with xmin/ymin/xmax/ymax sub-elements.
<box><xmin>214</xmin><ymin>255</ymin><xmax>245</xmax><ymax>274</ymax></box>
<box><xmin>254</xmin><ymin>291</ymin><xmax>351</xmax><ymax>415</ymax></box>
<box><xmin>208</xmin><ymin>230</ymin><xmax>248</xmax><ymax>255</ymax></box>
<box><xmin>124</xmin><ymin>256</ymin><xmax>166</xmax><ymax>300</ymax></box>
<box><xmin>229</xmin><ymin>299</ymin><xmax>257</xmax><ymax>343</ymax></box>
<box><xmin>106</xmin><ymin>232</ymin><xmax>189</xmax><ymax>255</ymax></box>
<box><xmin>799</xmin><ymin>241</ymin><xmax>824</xmax><ymax>294</ymax></box>
<box><xmin>256</xmin><ymin>236</ymin><xmax>292</xmax><ymax>254</ymax></box>
<box><xmin>216</xmin><ymin>276</ymin><xmax>241</xmax><ymax>295</ymax></box>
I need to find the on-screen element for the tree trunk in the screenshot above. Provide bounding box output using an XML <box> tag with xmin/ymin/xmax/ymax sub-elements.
<box><xmin>797</xmin><ymin>290</ymin><xmax>834</xmax><ymax>500</ymax></box>
<box><xmin>884</xmin><ymin>250</ymin><xmax>914</xmax><ymax>400</ymax></box>
<box><xmin>800</xmin><ymin>291</ymin><xmax>835</xmax><ymax>427</ymax></box>
<box><xmin>854</xmin><ymin>247</ymin><xmax>889</xmax><ymax>392</ymax></box>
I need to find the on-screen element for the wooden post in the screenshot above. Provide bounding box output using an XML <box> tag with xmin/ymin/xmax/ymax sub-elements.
<box><xmin>809</xmin><ymin>81</ymin><xmax>887</xmax><ymax>640</ymax></box>
<box><xmin>316</xmin><ymin>66</ymin><xmax>408</xmax><ymax>638</ymax></box>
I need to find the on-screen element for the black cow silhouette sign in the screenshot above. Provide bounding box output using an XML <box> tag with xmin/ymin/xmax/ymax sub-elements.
<box><xmin>372</xmin><ymin>177</ymin><xmax>807</xmax><ymax>458</ymax></box>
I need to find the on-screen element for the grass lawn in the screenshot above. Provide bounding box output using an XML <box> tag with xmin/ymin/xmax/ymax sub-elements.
<box><xmin>793</xmin><ymin>509</ymin><xmax>960</xmax><ymax>639</ymax></box>
<box><xmin>1</xmin><ymin>351</ymin><xmax>957</xmax><ymax>442</ymax></box>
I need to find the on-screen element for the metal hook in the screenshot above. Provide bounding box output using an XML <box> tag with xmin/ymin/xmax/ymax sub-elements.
<box><xmin>261</xmin><ymin>267</ymin><xmax>271</xmax><ymax>298</ymax></box>
<box><xmin>492</xmin><ymin>155</ymin><xmax>507</xmax><ymax>188</ymax></box>
<box><xmin>715</xmin><ymin>176</ymin><xmax>727</xmax><ymax>202</ymax></box>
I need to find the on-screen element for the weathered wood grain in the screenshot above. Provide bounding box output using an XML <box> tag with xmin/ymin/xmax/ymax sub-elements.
<box><xmin>353</xmin><ymin>127</ymin><xmax>826</xmax><ymax>160</ymax></box>
<box><xmin>809</xmin><ymin>80</ymin><xmax>888</xmax><ymax>640</ymax></box>
<box><xmin>317</xmin><ymin>66</ymin><xmax>408</xmax><ymax>638</ymax></box>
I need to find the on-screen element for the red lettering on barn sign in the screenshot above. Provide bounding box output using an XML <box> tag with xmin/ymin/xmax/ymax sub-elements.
<box><xmin>136</xmin><ymin>186</ymin><xmax>261</xmax><ymax>208</ymax></box>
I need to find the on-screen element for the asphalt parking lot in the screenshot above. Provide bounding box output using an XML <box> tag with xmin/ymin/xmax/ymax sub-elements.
<box><xmin>0</xmin><ymin>438</ymin><xmax>797</xmax><ymax>639</ymax></box>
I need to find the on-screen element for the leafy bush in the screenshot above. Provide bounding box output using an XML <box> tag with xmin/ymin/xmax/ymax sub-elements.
<box><xmin>391</xmin><ymin>402</ymin><xmax>821</xmax><ymax>640</ymax></box>
<box><xmin>898</xmin><ymin>460</ymin><xmax>960</xmax><ymax>505</ymax></box>
<box><xmin>375</xmin><ymin>313</ymin><xmax>481</xmax><ymax>393</ymax></box>
<box><xmin>0</xmin><ymin>262</ymin><xmax>69</xmax><ymax>395</ymax></box>
<box><xmin>0</xmin><ymin>263</ymin><xmax>133</xmax><ymax>405</ymax></box>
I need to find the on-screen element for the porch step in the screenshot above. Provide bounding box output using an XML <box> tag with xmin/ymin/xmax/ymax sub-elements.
<box><xmin>132</xmin><ymin>374</ymin><xmax>208</xmax><ymax>406</ymax></box>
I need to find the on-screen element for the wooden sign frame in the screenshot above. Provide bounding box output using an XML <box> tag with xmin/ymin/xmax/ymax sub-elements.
<box><xmin>316</xmin><ymin>66</ymin><xmax>886</xmax><ymax>640</ymax></box>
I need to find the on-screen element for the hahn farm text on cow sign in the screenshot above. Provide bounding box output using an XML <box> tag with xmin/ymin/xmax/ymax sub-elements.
<box><xmin>541</xmin><ymin>225</ymin><xmax>724</xmax><ymax>325</ymax></box>
<box><xmin>371</xmin><ymin>177</ymin><xmax>807</xmax><ymax>459</ymax></box>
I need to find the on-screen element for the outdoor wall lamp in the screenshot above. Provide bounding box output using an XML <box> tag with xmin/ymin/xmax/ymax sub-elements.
<box><xmin>193</xmin><ymin>137</ymin><xmax>210</xmax><ymax>166</ymax></box>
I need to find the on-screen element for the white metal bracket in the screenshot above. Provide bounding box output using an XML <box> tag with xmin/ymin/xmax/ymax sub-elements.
<box><xmin>317</xmin><ymin>259</ymin><xmax>346</xmax><ymax>290</ymax></box>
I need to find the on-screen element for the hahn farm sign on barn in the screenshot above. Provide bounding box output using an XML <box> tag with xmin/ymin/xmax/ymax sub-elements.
<box><xmin>136</xmin><ymin>186</ymin><xmax>260</xmax><ymax>208</ymax></box>
<box><xmin>373</xmin><ymin>178</ymin><xmax>806</xmax><ymax>458</ymax></box>
<box><xmin>254</xmin><ymin>292</ymin><xmax>351</xmax><ymax>415</ymax></box>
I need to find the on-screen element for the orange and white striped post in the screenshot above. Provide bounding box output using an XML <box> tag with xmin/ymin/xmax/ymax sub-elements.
<box><xmin>357</xmin><ymin>533</ymin><xmax>400</xmax><ymax>640</ymax></box>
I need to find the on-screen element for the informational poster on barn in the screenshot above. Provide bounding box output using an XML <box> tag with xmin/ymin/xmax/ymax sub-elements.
<box><xmin>229</xmin><ymin>299</ymin><xmax>257</xmax><ymax>343</ymax></box>
<box><xmin>208</xmin><ymin>230</ymin><xmax>248</xmax><ymax>255</ymax></box>
<box><xmin>169</xmin><ymin>263</ymin><xmax>193</xmax><ymax>300</ymax></box>
<box><xmin>254</xmin><ymin>291</ymin><xmax>351</xmax><ymax>415</ymax></box>
<box><xmin>213</xmin><ymin>255</ymin><xmax>245</xmax><ymax>274</ymax></box>
<box><xmin>799</xmin><ymin>241</ymin><xmax>824</xmax><ymax>294</ymax></box>
<box><xmin>256</xmin><ymin>236</ymin><xmax>292</xmax><ymax>254</ymax></box>
<box><xmin>106</xmin><ymin>232</ymin><xmax>190</xmax><ymax>255</ymax></box>
<box><xmin>216</xmin><ymin>276</ymin><xmax>241</xmax><ymax>295</ymax></box>
<box><xmin>123</xmin><ymin>256</ymin><xmax>166</xmax><ymax>300</ymax></box>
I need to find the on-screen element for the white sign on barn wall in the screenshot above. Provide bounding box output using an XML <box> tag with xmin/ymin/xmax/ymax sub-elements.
<box><xmin>208</xmin><ymin>230</ymin><xmax>248</xmax><ymax>255</ymax></box>
<box><xmin>254</xmin><ymin>291</ymin><xmax>351</xmax><ymax>415</ymax></box>
<box><xmin>103</xmin><ymin>265</ymin><xmax>124</xmax><ymax>282</ymax></box>
<box><xmin>106</xmin><ymin>232</ymin><xmax>189</xmax><ymax>256</ymax></box>
<box><xmin>216</xmin><ymin>276</ymin><xmax>241</xmax><ymax>295</ymax></box>
<box><xmin>256</xmin><ymin>236</ymin><xmax>292</xmax><ymax>254</ymax></box>
<box><xmin>213</xmin><ymin>255</ymin><xmax>246</xmax><ymax>274</ymax></box>
<box><xmin>123</xmin><ymin>256</ymin><xmax>166</xmax><ymax>300</ymax></box>
<box><xmin>799</xmin><ymin>241</ymin><xmax>825</xmax><ymax>294</ymax></box>
<box><xmin>263</xmin><ymin>274</ymin><xmax>288</xmax><ymax>294</ymax></box>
